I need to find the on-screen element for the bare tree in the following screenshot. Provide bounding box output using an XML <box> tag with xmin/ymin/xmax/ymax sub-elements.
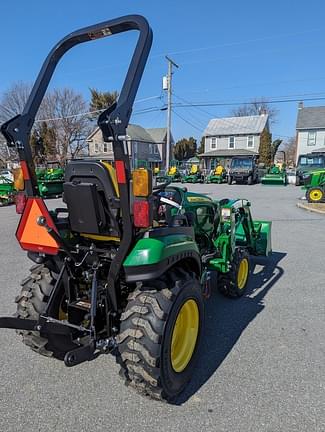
<box><xmin>42</xmin><ymin>88</ymin><xmax>90</xmax><ymax>162</ymax></box>
<box><xmin>0</xmin><ymin>82</ymin><xmax>90</xmax><ymax>163</ymax></box>
<box><xmin>282</xmin><ymin>136</ymin><xmax>297</xmax><ymax>166</ymax></box>
<box><xmin>0</xmin><ymin>82</ymin><xmax>32</xmax><ymax>123</ymax></box>
<box><xmin>231</xmin><ymin>98</ymin><xmax>279</xmax><ymax>124</ymax></box>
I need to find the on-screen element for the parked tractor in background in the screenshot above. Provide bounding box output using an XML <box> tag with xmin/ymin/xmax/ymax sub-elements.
<box><xmin>261</xmin><ymin>151</ymin><xmax>287</xmax><ymax>186</ymax></box>
<box><xmin>36</xmin><ymin>161</ymin><xmax>64</xmax><ymax>198</ymax></box>
<box><xmin>295</xmin><ymin>152</ymin><xmax>325</xmax><ymax>186</ymax></box>
<box><xmin>0</xmin><ymin>174</ymin><xmax>15</xmax><ymax>206</ymax></box>
<box><xmin>182</xmin><ymin>164</ymin><xmax>204</xmax><ymax>183</ymax></box>
<box><xmin>0</xmin><ymin>15</ymin><xmax>272</xmax><ymax>402</ymax></box>
<box><xmin>206</xmin><ymin>164</ymin><xmax>227</xmax><ymax>184</ymax></box>
<box><xmin>228</xmin><ymin>156</ymin><xmax>259</xmax><ymax>185</ymax></box>
<box><xmin>303</xmin><ymin>169</ymin><xmax>325</xmax><ymax>203</ymax></box>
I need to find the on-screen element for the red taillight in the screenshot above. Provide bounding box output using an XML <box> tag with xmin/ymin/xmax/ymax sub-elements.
<box><xmin>16</xmin><ymin>197</ymin><xmax>59</xmax><ymax>255</ymax></box>
<box><xmin>15</xmin><ymin>193</ymin><xmax>27</xmax><ymax>214</ymax></box>
<box><xmin>133</xmin><ymin>200</ymin><xmax>151</xmax><ymax>228</ymax></box>
<box><xmin>115</xmin><ymin>160</ymin><xmax>126</xmax><ymax>184</ymax></box>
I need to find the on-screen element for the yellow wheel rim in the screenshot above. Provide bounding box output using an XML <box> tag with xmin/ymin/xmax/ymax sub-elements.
<box><xmin>237</xmin><ymin>258</ymin><xmax>249</xmax><ymax>290</ymax></box>
<box><xmin>171</xmin><ymin>299</ymin><xmax>199</xmax><ymax>373</ymax></box>
<box><xmin>309</xmin><ymin>189</ymin><xmax>323</xmax><ymax>202</ymax></box>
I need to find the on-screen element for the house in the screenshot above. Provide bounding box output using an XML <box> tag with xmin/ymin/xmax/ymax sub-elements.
<box><xmin>199</xmin><ymin>114</ymin><xmax>269</xmax><ymax>170</ymax></box>
<box><xmin>295</xmin><ymin>102</ymin><xmax>325</xmax><ymax>164</ymax></box>
<box><xmin>87</xmin><ymin>125</ymin><xmax>174</xmax><ymax>169</ymax></box>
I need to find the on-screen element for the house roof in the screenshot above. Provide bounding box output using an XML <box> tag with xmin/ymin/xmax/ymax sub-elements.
<box><xmin>296</xmin><ymin>106</ymin><xmax>325</xmax><ymax>129</ymax></box>
<box><xmin>146</xmin><ymin>128</ymin><xmax>167</xmax><ymax>143</ymax></box>
<box><xmin>87</xmin><ymin>125</ymin><xmax>170</xmax><ymax>144</ymax></box>
<box><xmin>199</xmin><ymin>149</ymin><xmax>258</xmax><ymax>157</ymax></box>
<box><xmin>204</xmin><ymin>114</ymin><xmax>268</xmax><ymax>136</ymax></box>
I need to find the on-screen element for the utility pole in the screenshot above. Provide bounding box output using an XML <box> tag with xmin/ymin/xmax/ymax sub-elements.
<box><xmin>165</xmin><ymin>56</ymin><xmax>179</xmax><ymax>170</ymax></box>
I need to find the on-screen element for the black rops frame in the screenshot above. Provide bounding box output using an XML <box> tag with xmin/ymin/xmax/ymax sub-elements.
<box><xmin>0</xmin><ymin>15</ymin><xmax>153</xmax><ymax>314</ymax></box>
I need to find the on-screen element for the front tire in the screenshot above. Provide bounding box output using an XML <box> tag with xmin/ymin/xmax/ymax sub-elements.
<box><xmin>228</xmin><ymin>176</ymin><xmax>232</xmax><ymax>185</ymax></box>
<box><xmin>306</xmin><ymin>187</ymin><xmax>324</xmax><ymax>203</ymax></box>
<box><xmin>218</xmin><ymin>248</ymin><xmax>250</xmax><ymax>297</ymax></box>
<box><xmin>117</xmin><ymin>268</ymin><xmax>204</xmax><ymax>401</ymax></box>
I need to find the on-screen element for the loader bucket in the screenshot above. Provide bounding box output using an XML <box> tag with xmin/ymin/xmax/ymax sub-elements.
<box><xmin>253</xmin><ymin>220</ymin><xmax>272</xmax><ymax>256</ymax></box>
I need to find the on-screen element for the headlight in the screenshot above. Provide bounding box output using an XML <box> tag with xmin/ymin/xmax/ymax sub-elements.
<box><xmin>221</xmin><ymin>208</ymin><xmax>231</xmax><ymax>221</ymax></box>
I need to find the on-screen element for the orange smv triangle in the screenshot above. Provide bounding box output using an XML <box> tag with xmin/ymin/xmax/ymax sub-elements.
<box><xmin>16</xmin><ymin>198</ymin><xmax>59</xmax><ymax>255</ymax></box>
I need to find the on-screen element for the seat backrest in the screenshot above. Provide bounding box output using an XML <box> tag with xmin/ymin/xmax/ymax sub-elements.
<box><xmin>63</xmin><ymin>160</ymin><xmax>120</xmax><ymax>237</ymax></box>
<box><xmin>190</xmin><ymin>164</ymin><xmax>198</xmax><ymax>174</ymax></box>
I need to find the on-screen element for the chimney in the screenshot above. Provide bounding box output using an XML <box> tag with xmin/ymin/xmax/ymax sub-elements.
<box><xmin>298</xmin><ymin>101</ymin><xmax>303</xmax><ymax>109</ymax></box>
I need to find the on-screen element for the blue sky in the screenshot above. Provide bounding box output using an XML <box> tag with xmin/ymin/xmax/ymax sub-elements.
<box><xmin>1</xmin><ymin>0</ymin><xmax>325</xmax><ymax>142</ymax></box>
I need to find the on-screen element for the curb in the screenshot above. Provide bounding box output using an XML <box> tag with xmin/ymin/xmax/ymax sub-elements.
<box><xmin>297</xmin><ymin>201</ymin><xmax>325</xmax><ymax>215</ymax></box>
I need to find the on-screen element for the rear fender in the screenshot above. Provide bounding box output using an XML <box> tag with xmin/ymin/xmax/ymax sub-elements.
<box><xmin>123</xmin><ymin>235</ymin><xmax>201</xmax><ymax>282</ymax></box>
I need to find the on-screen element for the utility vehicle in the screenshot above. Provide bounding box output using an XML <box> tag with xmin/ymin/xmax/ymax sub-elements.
<box><xmin>228</xmin><ymin>155</ymin><xmax>259</xmax><ymax>185</ymax></box>
<box><xmin>0</xmin><ymin>15</ymin><xmax>272</xmax><ymax>401</ymax></box>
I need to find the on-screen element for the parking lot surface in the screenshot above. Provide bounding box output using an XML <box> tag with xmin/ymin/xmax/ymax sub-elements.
<box><xmin>0</xmin><ymin>184</ymin><xmax>324</xmax><ymax>432</ymax></box>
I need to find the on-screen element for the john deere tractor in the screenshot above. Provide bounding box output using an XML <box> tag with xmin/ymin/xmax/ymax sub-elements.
<box><xmin>0</xmin><ymin>174</ymin><xmax>15</xmax><ymax>206</ymax></box>
<box><xmin>182</xmin><ymin>164</ymin><xmax>204</xmax><ymax>183</ymax></box>
<box><xmin>206</xmin><ymin>164</ymin><xmax>227</xmax><ymax>184</ymax></box>
<box><xmin>0</xmin><ymin>15</ymin><xmax>272</xmax><ymax>402</ymax></box>
<box><xmin>303</xmin><ymin>169</ymin><xmax>325</xmax><ymax>203</ymax></box>
<box><xmin>36</xmin><ymin>162</ymin><xmax>64</xmax><ymax>198</ymax></box>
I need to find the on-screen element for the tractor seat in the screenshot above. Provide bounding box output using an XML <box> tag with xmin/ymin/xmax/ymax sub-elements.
<box><xmin>63</xmin><ymin>160</ymin><xmax>120</xmax><ymax>238</ymax></box>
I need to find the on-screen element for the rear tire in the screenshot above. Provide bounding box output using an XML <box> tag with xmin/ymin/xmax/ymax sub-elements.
<box><xmin>218</xmin><ymin>248</ymin><xmax>250</xmax><ymax>297</ymax></box>
<box><xmin>247</xmin><ymin>175</ymin><xmax>253</xmax><ymax>185</ymax></box>
<box><xmin>15</xmin><ymin>264</ymin><xmax>76</xmax><ymax>359</ymax></box>
<box><xmin>117</xmin><ymin>268</ymin><xmax>204</xmax><ymax>401</ymax></box>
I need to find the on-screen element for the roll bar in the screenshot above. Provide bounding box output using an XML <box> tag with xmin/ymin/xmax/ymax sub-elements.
<box><xmin>1</xmin><ymin>14</ymin><xmax>153</xmax><ymax>195</ymax></box>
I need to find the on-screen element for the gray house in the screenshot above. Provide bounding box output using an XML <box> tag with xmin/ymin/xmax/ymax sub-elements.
<box><xmin>296</xmin><ymin>103</ymin><xmax>325</xmax><ymax>164</ymax></box>
<box><xmin>200</xmin><ymin>114</ymin><xmax>269</xmax><ymax>170</ymax></box>
<box><xmin>87</xmin><ymin>125</ymin><xmax>173</xmax><ymax>170</ymax></box>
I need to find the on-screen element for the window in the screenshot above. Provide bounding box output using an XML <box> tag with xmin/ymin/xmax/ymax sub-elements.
<box><xmin>94</xmin><ymin>142</ymin><xmax>99</xmax><ymax>153</ymax></box>
<box><xmin>211</xmin><ymin>137</ymin><xmax>217</xmax><ymax>149</ymax></box>
<box><xmin>228</xmin><ymin>136</ymin><xmax>235</xmax><ymax>149</ymax></box>
<box><xmin>247</xmin><ymin>135</ymin><xmax>254</xmax><ymax>148</ymax></box>
<box><xmin>307</xmin><ymin>131</ymin><xmax>316</xmax><ymax>146</ymax></box>
<box><xmin>149</xmin><ymin>144</ymin><xmax>153</xmax><ymax>154</ymax></box>
<box><xmin>133</xmin><ymin>142</ymin><xmax>137</xmax><ymax>154</ymax></box>
<box><xmin>154</xmin><ymin>144</ymin><xmax>159</xmax><ymax>154</ymax></box>
<box><xmin>103</xmin><ymin>143</ymin><xmax>108</xmax><ymax>153</ymax></box>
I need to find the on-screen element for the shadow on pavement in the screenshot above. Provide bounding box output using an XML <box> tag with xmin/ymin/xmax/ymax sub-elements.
<box><xmin>174</xmin><ymin>251</ymin><xmax>286</xmax><ymax>405</ymax></box>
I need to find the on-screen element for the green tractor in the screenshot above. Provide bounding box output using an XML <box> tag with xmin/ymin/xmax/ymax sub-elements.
<box><xmin>156</xmin><ymin>160</ymin><xmax>182</xmax><ymax>183</ymax></box>
<box><xmin>0</xmin><ymin>15</ymin><xmax>272</xmax><ymax>402</ymax></box>
<box><xmin>261</xmin><ymin>151</ymin><xmax>287</xmax><ymax>186</ymax></box>
<box><xmin>36</xmin><ymin>162</ymin><xmax>64</xmax><ymax>198</ymax></box>
<box><xmin>0</xmin><ymin>174</ymin><xmax>15</xmax><ymax>206</ymax></box>
<box><xmin>206</xmin><ymin>163</ymin><xmax>227</xmax><ymax>184</ymax></box>
<box><xmin>182</xmin><ymin>163</ymin><xmax>204</xmax><ymax>183</ymax></box>
<box><xmin>303</xmin><ymin>169</ymin><xmax>325</xmax><ymax>203</ymax></box>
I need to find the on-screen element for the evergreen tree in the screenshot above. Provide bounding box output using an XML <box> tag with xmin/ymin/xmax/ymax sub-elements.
<box><xmin>197</xmin><ymin>137</ymin><xmax>205</xmax><ymax>154</ymax></box>
<box><xmin>259</xmin><ymin>129</ymin><xmax>272</xmax><ymax>165</ymax></box>
<box><xmin>174</xmin><ymin>137</ymin><xmax>197</xmax><ymax>161</ymax></box>
<box><xmin>89</xmin><ymin>88</ymin><xmax>119</xmax><ymax>113</ymax></box>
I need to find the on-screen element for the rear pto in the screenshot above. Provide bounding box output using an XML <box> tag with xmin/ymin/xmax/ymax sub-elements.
<box><xmin>0</xmin><ymin>15</ymin><xmax>272</xmax><ymax>401</ymax></box>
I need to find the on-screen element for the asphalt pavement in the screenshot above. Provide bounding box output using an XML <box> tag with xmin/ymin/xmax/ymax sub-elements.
<box><xmin>0</xmin><ymin>184</ymin><xmax>324</xmax><ymax>432</ymax></box>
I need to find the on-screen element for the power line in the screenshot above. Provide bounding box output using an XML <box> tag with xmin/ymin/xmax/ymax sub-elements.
<box><xmin>171</xmin><ymin>108</ymin><xmax>203</xmax><ymax>133</ymax></box>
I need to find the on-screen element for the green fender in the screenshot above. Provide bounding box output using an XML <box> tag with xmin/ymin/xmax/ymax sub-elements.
<box><xmin>123</xmin><ymin>234</ymin><xmax>201</xmax><ymax>282</ymax></box>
